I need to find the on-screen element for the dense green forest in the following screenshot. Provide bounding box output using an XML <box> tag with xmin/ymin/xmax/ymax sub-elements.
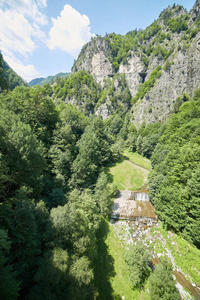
<box><xmin>0</xmin><ymin>81</ymin><xmax>124</xmax><ymax>299</ymax></box>
<box><xmin>149</xmin><ymin>91</ymin><xmax>200</xmax><ymax>247</ymax></box>
<box><xmin>1</xmin><ymin>73</ymin><xmax>200</xmax><ymax>298</ymax></box>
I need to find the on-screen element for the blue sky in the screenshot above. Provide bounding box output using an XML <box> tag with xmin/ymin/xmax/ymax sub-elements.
<box><xmin>0</xmin><ymin>0</ymin><xmax>195</xmax><ymax>82</ymax></box>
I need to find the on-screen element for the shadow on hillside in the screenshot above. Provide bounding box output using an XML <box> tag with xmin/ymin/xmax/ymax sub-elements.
<box><xmin>103</xmin><ymin>156</ymin><xmax>125</xmax><ymax>185</ymax></box>
<box><xmin>103</xmin><ymin>167</ymin><xmax>114</xmax><ymax>184</ymax></box>
<box><xmin>94</xmin><ymin>218</ymin><xmax>121</xmax><ymax>300</ymax></box>
<box><xmin>122</xmin><ymin>155</ymin><xmax>129</xmax><ymax>161</ymax></box>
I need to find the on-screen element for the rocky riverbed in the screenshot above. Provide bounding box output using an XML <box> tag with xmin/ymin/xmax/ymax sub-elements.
<box><xmin>110</xmin><ymin>219</ymin><xmax>200</xmax><ymax>300</ymax></box>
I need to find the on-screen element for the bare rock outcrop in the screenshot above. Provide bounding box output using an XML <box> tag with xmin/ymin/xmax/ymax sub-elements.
<box><xmin>118</xmin><ymin>53</ymin><xmax>144</xmax><ymax>97</ymax></box>
<box><xmin>71</xmin><ymin>2</ymin><xmax>200</xmax><ymax>125</ymax></box>
<box><xmin>131</xmin><ymin>34</ymin><xmax>200</xmax><ymax>127</ymax></box>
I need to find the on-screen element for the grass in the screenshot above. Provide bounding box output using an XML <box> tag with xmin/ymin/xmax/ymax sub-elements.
<box><xmin>104</xmin><ymin>151</ymin><xmax>151</xmax><ymax>191</ymax></box>
<box><xmin>123</xmin><ymin>150</ymin><xmax>151</xmax><ymax>170</ymax></box>
<box><xmin>107</xmin><ymin>222</ymin><xmax>140</xmax><ymax>299</ymax></box>
<box><xmin>150</xmin><ymin>223</ymin><xmax>200</xmax><ymax>285</ymax></box>
<box><xmin>94</xmin><ymin>218</ymin><xmax>140</xmax><ymax>299</ymax></box>
<box><xmin>159</xmin><ymin>224</ymin><xmax>200</xmax><ymax>285</ymax></box>
<box><xmin>95</xmin><ymin>150</ymin><xmax>200</xmax><ymax>298</ymax></box>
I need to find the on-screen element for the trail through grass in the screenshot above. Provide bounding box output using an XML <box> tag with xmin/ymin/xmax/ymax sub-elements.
<box><xmin>104</xmin><ymin>151</ymin><xmax>151</xmax><ymax>191</ymax></box>
<box><xmin>94</xmin><ymin>152</ymin><xmax>151</xmax><ymax>298</ymax></box>
<box><xmin>123</xmin><ymin>150</ymin><xmax>151</xmax><ymax>170</ymax></box>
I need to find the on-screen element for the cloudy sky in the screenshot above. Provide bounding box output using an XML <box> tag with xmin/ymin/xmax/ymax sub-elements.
<box><xmin>0</xmin><ymin>0</ymin><xmax>194</xmax><ymax>82</ymax></box>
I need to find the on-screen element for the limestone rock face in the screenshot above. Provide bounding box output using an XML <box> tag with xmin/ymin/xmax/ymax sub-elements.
<box><xmin>73</xmin><ymin>38</ymin><xmax>113</xmax><ymax>85</ymax></box>
<box><xmin>91</xmin><ymin>51</ymin><xmax>113</xmax><ymax>84</ymax></box>
<box><xmin>191</xmin><ymin>0</ymin><xmax>200</xmax><ymax>21</ymax></box>
<box><xmin>131</xmin><ymin>35</ymin><xmax>200</xmax><ymax>127</ymax></box>
<box><xmin>95</xmin><ymin>101</ymin><xmax>112</xmax><ymax>119</ymax></box>
<box><xmin>119</xmin><ymin>54</ymin><xmax>144</xmax><ymax>97</ymax></box>
<box><xmin>71</xmin><ymin>2</ymin><xmax>200</xmax><ymax>125</ymax></box>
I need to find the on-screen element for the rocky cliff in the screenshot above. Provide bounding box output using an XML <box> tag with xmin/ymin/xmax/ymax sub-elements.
<box><xmin>73</xmin><ymin>39</ymin><xmax>114</xmax><ymax>85</ymax></box>
<box><xmin>71</xmin><ymin>1</ymin><xmax>200</xmax><ymax>126</ymax></box>
<box><xmin>132</xmin><ymin>34</ymin><xmax>200</xmax><ymax>126</ymax></box>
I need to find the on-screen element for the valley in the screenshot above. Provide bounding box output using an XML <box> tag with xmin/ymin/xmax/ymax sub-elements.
<box><xmin>0</xmin><ymin>1</ymin><xmax>200</xmax><ymax>299</ymax></box>
<box><xmin>99</xmin><ymin>152</ymin><xmax>200</xmax><ymax>299</ymax></box>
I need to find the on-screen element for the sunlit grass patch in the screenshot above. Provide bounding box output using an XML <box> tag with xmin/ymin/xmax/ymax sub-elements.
<box><xmin>123</xmin><ymin>150</ymin><xmax>151</xmax><ymax>170</ymax></box>
<box><xmin>151</xmin><ymin>223</ymin><xmax>200</xmax><ymax>285</ymax></box>
<box><xmin>104</xmin><ymin>152</ymin><xmax>150</xmax><ymax>191</ymax></box>
<box><xmin>159</xmin><ymin>224</ymin><xmax>200</xmax><ymax>285</ymax></box>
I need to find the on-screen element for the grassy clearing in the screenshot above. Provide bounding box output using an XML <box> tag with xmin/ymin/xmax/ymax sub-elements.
<box><xmin>159</xmin><ymin>225</ymin><xmax>200</xmax><ymax>285</ymax></box>
<box><xmin>104</xmin><ymin>152</ymin><xmax>150</xmax><ymax>191</ymax></box>
<box><xmin>150</xmin><ymin>223</ymin><xmax>200</xmax><ymax>285</ymax></box>
<box><xmin>123</xmin><ymin>150</ymin><xmax>151</xmax><ymax>170</ymax></box>
<box><xmin>94</xmin><ymin>218</ymin><xmax>140</xmax><ymax>299</ymax></box>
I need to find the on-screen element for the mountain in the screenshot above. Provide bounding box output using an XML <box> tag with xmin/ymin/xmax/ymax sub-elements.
<box><xmin>28</xmin><ymin>77</ymin><xmax>45</xmax><ymax>86</ymax></box>
<box><xmin>0</xmin><ymin>52</ymin><xmax>28</xmax><ymax>90</ymax></box>
<box><xmin>29</xmin><ymin>72</ymin><xmax>70</xmax><ymax>87</ymax></box>
<box><xmin>69</xmin><ymin>1</ymin><xmax>200</xmax><ymax>127</ymax></box>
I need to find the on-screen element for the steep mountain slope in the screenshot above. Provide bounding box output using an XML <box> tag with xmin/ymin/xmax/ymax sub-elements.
<box><xmin>53</xmin><ymin>70</ymin><xmax>132</xmax><ymax>117</ymax></box>
<box><xmin>0</xmin><ymin>52</ymin><xmax>28</xmax><ymax>90</ymax></box>
<box><xmin>29</xmin><ymin>72</ymin><xmax>69</xmax><ymax>87</ymax></box>
<box><xmin>71</xmin><ymin>1</ymin><xmax>200</xmax><ymax>126</ymax></box>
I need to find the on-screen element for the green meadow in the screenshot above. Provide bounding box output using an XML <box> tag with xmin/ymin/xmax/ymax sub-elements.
<box><xmin>104</xmin><ymin>151</ymin><xmax>151</xmax><ymax>191</ymax></box>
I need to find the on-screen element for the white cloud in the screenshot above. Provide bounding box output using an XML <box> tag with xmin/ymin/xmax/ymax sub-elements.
<box><xmin>0</xmin><ymin>0</ymin><xmax>47</xmax><ymax>81</ymax></box>
<box><xmin>0</xmin><ymin>1</ymin><xmax>46</xmax><ymax>58</ymax></box>
<box><xmin>36</xmin><ymin>0</ymin><xmax>47</xmax><ymax>8</ymax></box>
<box><xmin>0</xmin><ymin>0</ymin><xmax>48</xmax><ymax>25</ymax></box>
<box><xmin>4</xmin><ymin>55</ymin><xmax>40</xmax><ymax>82</ymax></box>
<box><xmin>0</xmin><ymin>9</ymin><xmax>37</xmax><ymax>56</ymax></box>
<box><xmin>47</xmin><ymin>5</ymin><xmax>95</xmax><ymax>58</ymax></box>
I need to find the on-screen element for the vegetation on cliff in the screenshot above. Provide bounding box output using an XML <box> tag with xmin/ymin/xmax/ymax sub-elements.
<box><xmin>149</xmin><ymin>90</ymin><xmax>200</xmax><ymax>247</ymax></box>
<box><xmin>0</xmin><ymin>52</ymin><xmax>28</xmax><ymax>91</ymax></box>
<box><xmin>54</xmin><ymin>70</ymin><xmax>132</xmax><ymax>116</ymax></box>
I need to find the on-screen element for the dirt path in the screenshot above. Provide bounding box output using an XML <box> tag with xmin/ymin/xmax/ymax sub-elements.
<box><xmin>123</xmin><ymin>156</ymin><xmax>151</xmax><ymax>171</ymax></box>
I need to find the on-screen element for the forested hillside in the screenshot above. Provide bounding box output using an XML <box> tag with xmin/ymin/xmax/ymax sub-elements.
<box><xmin>53</xmin><ymin>70</ymin><xmax>131</xmax><ymax>116</ymax></box>
<box><xmin>0</xmin><ymin>52</ymin><xmax>28</xmax><ymax>91</ymax></box>
<box><xmin>29</xmin><ymin>72</ymin><xmax>69</xmax><ymax>87</ymax></box>
<box><xmin>0</xmin><ymin>84</ymin><xmax>123</xmax><ymax>299</ymax></box>
<box><xmin>72</xmin><ymin>1</ymin><xmax>200</xmax><ymax>126</ymax></box>
<box><xmin>149</xmin><ymin>90</ymin><xmax>200</xmax><ymax>247</ymax></box>
<box><xmin>1</xmin><ymin>82</ymin><xmax>200</xmax><ymax>299</ymax></box>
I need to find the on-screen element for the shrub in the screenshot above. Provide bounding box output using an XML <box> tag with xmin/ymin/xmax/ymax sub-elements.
<box><xmin>132</xmin><ymin>66</ymin><xmax>162</xmax><ymax>104</ymax></box>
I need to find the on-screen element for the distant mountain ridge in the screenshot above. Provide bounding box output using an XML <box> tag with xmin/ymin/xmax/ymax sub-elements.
<box><xmin>29</xmin><ymin>72</ymin><xmax>70</xmax><ymax>87</ymax></box>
